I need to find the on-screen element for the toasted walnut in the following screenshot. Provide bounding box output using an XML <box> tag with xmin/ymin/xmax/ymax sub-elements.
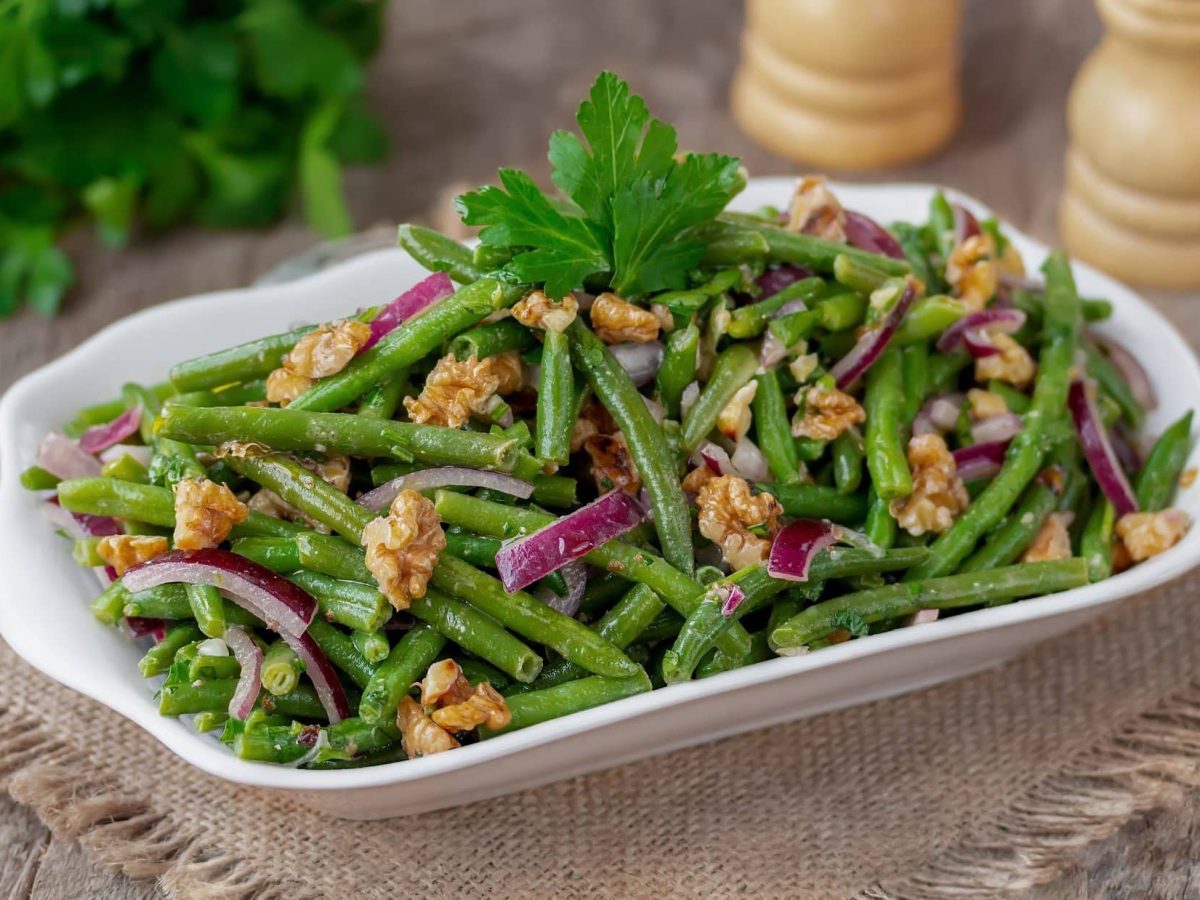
<box><xmin>1115</xmin><ymin>508</ymin><xmax>1189</xmax><ymax>562</ymax></box>
<box><xmin>213</xmin><ymin>441</ymin><xmax>271</xmax><ymax>459</ymax></box>
<box><xmin>1181</xmin><ymin>467</ymin><xmax>1197</xmax><ymax>489</ymax></box>
<box><xmin>995</xmin><ymin>239</ymin><xmax>1026</xmax><ymax>279</ymax></box>
<box><xmin>173</xmin><ymin>478</ymin><xmax>248</xmax><ymax>550</ymax></box>
<box><xmin>583</xmin><ymin>434</ymin><xmax>640</xmax><ymax>495</ymax></box>
<box><xmin>682</xmin><ymin>465</ymin><xmax>717</xmax><ymax>495</ymax></box>
<box><xmin>96</xmin><ymin>535</ymin><xmax>169</xmax><ymax>576</ymax></box>
<box><xmin>396</xmin><ymin>696</ymin><xmax>459</xmax><ymax>758</ymax></box>
<box><xmin>696</xmin><ymin>475</ymin><xmax>782</xmax><ymax>570</ymax></box>
<box><xmin>975</xmin><ymin>333</ymin><xmax>1036</xmax><ymax>388</ymax></box>
<box><xmin>590</xmin><ymin>293</ymin><xmax>660</xmax><ymax>344</ymax></box>
<box><xmin>432</xmin><ymin>682</ymin><xmax>511</xmax><ymax>733</ymax></box>
<box><xmin>1021</xmin><ymin>512</ymin><xmax>1074</xmax><ymax>563</ymax></box>
<box><xmin>488</xmin><ymin>351</ymin><xmax>524</xmax><ymax>395</ymax></box>
<box><xmin>651</xmin><ymin>303</ymin><xmax>675</xmax><ymax>333</ymax></box>
<box><xmin>284</xmin><ymin>320</ymin><xmax>371</xmax><ymax>379</ymax></box>
<box><xmin>570</xmin><ymin>418</ymin><xmax>599</xmax><ymax>453</ymax></box>
<box><xmin>786</xmin><ymin>175</ymin><xmax>845</xmax><ymax>241</ymax></box>
<box><xmin>265</xmin><ymin>368</ymin><xmax>313</xmax><ymax>407</ymax></box>
<box><xmin>717</xmin><ymin>381</ymin><xmax>758</xmax><ymax>441</ymax></box>
<box><xmin>512</xmin><ymin>290</ymin><xmax>578</xmax><ymax>333</ymax></box>
<box><xmin>419</xmin><ymin>659</ymin><xmax>474</xmax><ymax>709</ymax></box>
<box><xmin>966</xmin><ymin>388</ymin><xmax>1008</xmax><ymax>421</ymax></box>
<box><xmin>306</xmin><ymin>453</ymin><xmax>351</xmax><ymax>493</ymax></box>
<box><xmin>946</xmin><ymin>234</ymin><xmax>998</xmax><ymax>312</ymax></box>
<box><xmin>888</xmin><ymin>434</ymin><xmax>969</xmax><ymax>537</ymax></box>
<box><xmin>403</xmin><ymin>354</ymin><xmax>502</xmax><ymax>428</ymax></box>
<box><xmin>789</xmin><ymin>353</ymin><xmax>820</xmax><ymax>384</ymax></box>
<box><xmin>792</xmin><ymin>385</ymin><xmax>865</xmax><ymax>441</ymax></box>
<box><xmin>361</xmin><ymin>489</ymin><xmax>446</xmax><ymax>610</ymax></box>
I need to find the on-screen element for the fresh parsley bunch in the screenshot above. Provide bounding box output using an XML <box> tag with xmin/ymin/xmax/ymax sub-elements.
<box><xmin>0</xmin><ymin>0</ymin><xmax>389</xmax><ymax>317</ymax></box>
<box><xmin>456</xmin><ymin>72</ymin><xmax>746</xmax><ymax>299</ymax></box>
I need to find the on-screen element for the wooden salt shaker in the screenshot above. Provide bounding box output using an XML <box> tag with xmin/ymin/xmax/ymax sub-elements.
<box><xmin>1060</xmin><ymin>0</ymin><xmax>1200</xmax><ymax>288</ymax></box>
<box><xmin>730</xmin><ymin>0</ymin><xmax>962</xmax><ymax>170</ymax></box>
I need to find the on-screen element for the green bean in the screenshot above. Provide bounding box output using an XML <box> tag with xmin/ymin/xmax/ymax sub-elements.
<box><xmin>816</xmin><ymin>291</ymin><xmax>867</xmax><ymax>332</ymax></box>
<box><xmin>450</xmin><ymin>318</ymin><xmax>535</xmax><ymax>360</ymax></box>
<box><xmin>432</xmin><ymin>490</ymin><xmax>752</xmax><ymax>660</ymax></box>
<box><xmin>230</xmin><ymin>536</ymin><xmax>301</xmax><ymax>574</ymax></box>
<box><xmin>167</xmin><ymin>379</ymin><xmax>269</xmax><ymax>409</ymax></box>
<box><xmin>185</xmin><ymin>650</ymin><xmax>240</xmax><ymax>682</ymax></box>
<box><xmin>753</xmin><ymin>370</ymin><xmax>801</xmax><ymax>484</ymax></box>
<box><xmin>959</xmin><ymin>475</ymin><xmax>1059</xmax><ymax>572</ymax></box>
<box><xmin>169</xmin><ymin>325</ymin><xmax>313</xmax><ymax>393</ymax></box>
<box><xmin>350</xmin><ymin>630</ymin><xmax>391</xmax><ymax>665</ymax></box>
<box><xmin>160</xmin><ymin>404</ymin><xmax>520</xmax><ymax>473</ymax></box>
<box><xmin>890</xmin><ymin>220</ymin><xmax>939</xmax><ymax>290</ymax></box>
<box><xmin>234</xmin><ymin>715</ymin><xmax>398</xmax><ymax>765</ymax></box>
<box><xmin>21</xmin><ymin>465</ymin><xmax>61</xmax><ymax>490</ymax></box>
<box><xmin>1135</xmin><ymin>411</ymin><xmax>1193</xmax><ymax>511</ymax></box>
<box><xmin>308</xmin><ymin>619</ymin><xmax>376</xmax><ymax>689</ymax></box>
<box><xmin>832</xmin><ymin>430</ymin><xmax>864</xmax><ymax>495</ymax></box>
<box><xmin>764</xmin><ymin>483</ymin><xmax>868</xmax><ymax>523</ymax></box>
<box><xmin>696</xmin><ymin>223</ymin><xmax>772</xmax><ymax>266</ymax></box>
<box><xmin>139</xmin><ymin>623</ymin><xmax>202</xmax><ymax>677</ymax></box>
<box><xmin>158</xmin><ymin>677</ymin><xmax>235</xmax><ymax>716</ymax></box>
<box><xmin>833</xmin><ymin>255</ymin><xmax>890</xmax><ymax>295</ymax></box>
<box><xmin>568</xmin><ymin>320</ymin><xmax>695</xmax><ymax>575</ymax></box>
<box><xmin>290</xmin><ymin>277</ymin><xmax>524</xmax><ymax>412</ymax></box>
<box><xmin>288</xmin><ymin>571</ymin><xmax>391</xmax><ymax>633</ymax></box>
<box><xmin>864</xmin><ymin>347</ymin><xmax>913</xmax><ymax>499</ymax></box>
<box><xmin>123</xmin><ymin>585</ymin><xmax>259</xmax><ymax>627</ymax></box>
<box><xmin>769</xmin><ymin>309</ymin><xmax>820</xmax><ymax>347</ymax></box>
<box><xmin>907</xmin><ymin>252</ymin><xmax>1082</xmax><ymax>580</ymax></box>
<box><xmin>534</xmin><ymin>330</ymin><xmax>573</xmax><ymax>466</ymax></box>
<box><xmin>71</xmin><ymin>537</ymin><xmax>104</xmax><ymax>567</ymax></box>
<box><xmin>657</xmin><ymin>323</ymin><xmax>700</xmax><ymax>419</ymax></box>
<box><xmin>1084</xmin><ymin>341</ymin><xmax>1145</xmax><ymax>429</ymax></box>
<box><xmin>261</xmin><ymin>640</ymin><xmax>304</xmax><ymax>696</ymax></box>
<box><xmin>727</xmin><ymin>278</ymin><xmax>826</xmax><ymax>339</ymax></box>
<box><xmin>927</xmin><ymin>350</ymin><xmax>970</xmax><ymax>396</ymax></box>
<box><xmin>900</xmin><ymin>342</ymin><xmax>929</xmax><ymax>421</ymax></box>
<box><xmin>772</xmin><ymin>559</ymin><xmax>1089</xmax><ymax>649</ymax></box>
<box><xmin>720</xmin><ymin>216</ymin><xmax>910</xmax><ymax>276</ymax></box>
<box><xmin>396</xmin><ymin>223</ymin><xmax>483</xmax><ymax>284</ymax></box>
<box><xmin>864</xmin><ymin>488</ymin><xmax>897</xmax><ymax>550</ymax></box>
<box><xmin>91</xmin><ymin>581</ymin><xmax>131</xmax><ymax>625</ymax></box>
<box><xmin>193</xmin><ymin>711</ymin><xmax>228</xmax><ymax>733</ymax></box>
<box><xmin>1080</xmin><ymin>500</ymin><xmax>1115</xmax><ymax>582</ymax></box>
<box><xmin>682</xmin><ymin>343</ymin><xmax>759</xmax><ymax>453</ymax></box>
<box><xmin>893</xmin><ymin>295</ymin><xmax>967</xmax><ymax>346</ymax></box>
<box><xmin>357</xmin><ymin>371</ymin><xmax>409</xmax><ymax>421</ymax></box>
<box><xmin>654</xmin><ymin>268</ymin><xmax>742</xmax><ymax>322</ymax></box>
<box><xmin>186</xmin><ymin>584</ymin><xmax>226</xmax><ymax>639</ymax></box>
<box><xmin>295</xmin><ymin>533</ymin><xmax>374</xmax><ymax>582</ymax></box>
<box><xmin>409</xmin><ymin>587</ymin><xmax>542</xmax><ymax>683</ymax></box>
<box><xmin>987</xmin><ymin>380</ymin><xmax>1031</xmax><ymax>414</ymax></box>
<box><xmin>100</xmin><ymin>453</ymin><xmax>149</xmax><ymax>484</ymax></box>
<box><xmin>431</xmin><ymin>555</ymin><xmax>638</xmax><ymax>679</ymax></box>
<box><xmin>359</xmin><ymin>623</ymin><xmax>446</xmax><ymax>725</ymax></box>
<box><xmin>927</xmin><ymin>191</ymin><xmax>957</xmax><ymax>259</ymax></box>
<box><xmin>441</xmin><ymin>531</ymin><xmax>500</xmax><ymax>568</ymax></box>
<box><xmin>479</xmin><ymin>670</ymin><xmax>652</xmax><ymax>738</ymax></box>
<box><xmin>227</xmin><ymin>453</ymin><xmax>372</xmax><ymax>542</ymax></box>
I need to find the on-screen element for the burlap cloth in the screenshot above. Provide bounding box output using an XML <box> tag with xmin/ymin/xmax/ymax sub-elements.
<box><xmin>2</xmin><ymin>564</ymin><xmax>1200</xmax><ymax>899</ymax></box>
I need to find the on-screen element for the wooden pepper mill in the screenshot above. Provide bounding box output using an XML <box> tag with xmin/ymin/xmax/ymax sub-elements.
<box><xmin>1060</xmin><ymin>0</ymin><xmax>1200</xmax><ymax>288</ymax></box>
<box><xmin>730</xmin><ymin>0</ymin><xmax>962</xmax><ymax>170</ymax></box>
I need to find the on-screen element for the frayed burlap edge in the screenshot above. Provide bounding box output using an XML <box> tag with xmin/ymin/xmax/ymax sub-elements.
<box><xmin>861</xmin><ymin>681</ymin><xmax>1200</xmax><ymax>899</ymax></box>
<box><xmin>0</xmin><ymin>707</ymin><xmax>317</xmax><ymax>900</ymax></box>
<box><xmin>3</xmin><ymin>684</ymin><xmax>1200</xmax><ymax>899</ymax></box>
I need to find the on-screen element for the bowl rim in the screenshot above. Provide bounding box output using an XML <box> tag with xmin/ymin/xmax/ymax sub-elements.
<box><xmin>2</xmin><ymin>176</ymin><xmax>1198</xmax><ymax>792</ymax></box>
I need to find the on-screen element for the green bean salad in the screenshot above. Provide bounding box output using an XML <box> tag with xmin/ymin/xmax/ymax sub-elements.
<box><xmin>24</xmin><ymin>73</ymin><xmax>1192</xmax><ymax>768</ymax></box>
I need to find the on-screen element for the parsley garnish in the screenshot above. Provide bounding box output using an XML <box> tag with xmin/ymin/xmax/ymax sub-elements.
<box><xmin>829</xmin><ymin>609</ymin><xmax>869</xmax><ymax>638</ymax></box>
<box><xmin>456</xmin><ymin>72</ymin><xmax>745</xmax><ymax>299</ymax></box>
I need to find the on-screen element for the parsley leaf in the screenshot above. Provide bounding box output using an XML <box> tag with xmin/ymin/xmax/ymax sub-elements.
<box><xmin>829</xmin><ymin>609</ymin><xmax>869</xmax><ymax>638</ymax></box>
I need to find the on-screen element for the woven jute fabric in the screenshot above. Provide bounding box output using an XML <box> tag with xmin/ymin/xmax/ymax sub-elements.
<box><xmin>2</xmin><ymin>572</ymin><xmax>1200</xmax><ymax>898</ymax></box>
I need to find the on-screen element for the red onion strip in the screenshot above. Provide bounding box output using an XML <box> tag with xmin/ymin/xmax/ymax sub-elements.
<box><xmin>280</xmin><ymin>630</ymin><xmax>351</xmax><ymax>723</ymax></box>
<box><xmin>767</xmin><ymin>519</ymin><xmax>840</xmax><ymax>582</ymax></box>
<box><xmin>123</xmin><ymin>616</ymin><xmax>167</xmax><ymax>641</ymax></box>
<box><xmin>610</xmin><ymin>341</ymin><xmax>664</xmax><ymax>388</ymax></box>
<box><xmin>79</xmin><ymin>406</ymin><xmax>142</xmax><ymax>454</ymax></box>
<box><xmin>970</xmin><ymin>412</ymin><xmax>1023</xmax><ymax>445</ymax></box>
<box><xmin>223</xmin><ymin>626</ymin><xmax>264</xmax><ymax>720</ymax></box>
<box><xmin>936</xmin><ymin>309</ymin><xmax>1026</xmax><ymax>357</ymax></box>
<box><xmin>952</xmin><ymin>202</ymin><xmax>982</xmax><ymax>244</ymax></box>
<box><xmin>1068</xmin><ymin>379</ymin><xmax>1139</xmax><ymax>516</ymax></box>
<box><xmin>829</xmin><ymin>280</ymin><xmax>917</xmax><ymax>389</ymax></box>
<box><xmin>357</xmin><ymin>467</ymin><xmax>533</xmax><ymax>512</ymax></box>
<box><xmin>494</xmin><ymin>490</ymin><xmax>646</xmax><ymax>593</ymax></box>
<box><xmin>756</xmin><ymin>264</ymin><xmax>812</xmax><ymax>298</ymax></box>
<box><xmin>37</xmin><ymin>433</ymin><xmax>102</xmax><ymax>480</ymax></box>
<box><xmin>43</xmin><ymin>497</ymin><xmax>121</xmax><ymax>538</ymax></box>
<box><xmin>953</xmin><ymin>441</ymin><xmax>1009</xmax><ymax>481</ymax></box>
<box><xmin>719</xmin><ymin>584</ymin><xmax>747</xmax><ymax>618</ymax></box>
<box><xmin>1091</xmin><ymin>335</ymin><xmax>1157</xmax><ymax>412</ymax></box>
<box><xmin>363</xmin><ymin>272</ymin><xmax>455</xmax><ymax>350</ymax></box>
<box><xmin>843</xmin><ymin>210</ymin><xmax>906</xmax><ymax>260</ymax></box>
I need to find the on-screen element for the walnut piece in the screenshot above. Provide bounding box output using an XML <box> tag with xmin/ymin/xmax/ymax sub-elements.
<box><xmin>792</xmin><ymin>385</ymin><xmax>865</xmax><ymax>441</ymax></box>
<box><xmin>488</xmin><ymin>351</ymin><xmax>524</xmax><ymax>395</ymax></box>
<box><xmin>888</xmin><ymin>434</ymin><xmax>969</xmax><ymax>537</ymax></box>
<box><xmin>583</xmin><ymin>433</ymin><xmax>640</xmax><ymax>495</ymax></box>
<box><xmin>1115</xmin><ymin>508</ymin><xmax>1189</xmax><ymax>563</ymax></box>
<box><xmin>1021</xmin><ymin>512</ymin><xmax>1074</xmax><ymax>563</ymax></box>
<box><xmin>432</xmin><ymin>682</ymin><xmax>511</xmax><ymax>733</ymax></box>
<box><xmin>512</xmin><ymin>290</ymin><xmax>578</xmax><ymax>333</ymax></box>
<box><xmin>1182</xmin><ymin>467</ymin><xmax>1198</xmax><ymax>489</ymax></box>
<box><xmin>682</xmin><ymin>465</ymin><xmax>717</xmax><ymax>495</ymax></box>
<box><xmin>975</xmin><ymin>333</ymin><xmax>1036</xmax><ymax>389</ymax></box>
<box><xmin>396</xmin><ymin>696</ymin><xmax>459</xmax><ymax>758</ymax></box>
<box><xmin>966</xmin><ymin>388</ymin><xmax>1008</xmax><ymax>421</ymax></box>
<box><xmin>570</xmin><ymin>418</ymin><xmax>599</xmax><ymax>453</ymax></box>
<box><xmin>284</xmin><ymin>320</ymin><xmax>371</xmax><ymax>379</ymax></box>
<box><xmin>419</xmin><ymin>659</ymin><xmax>475</xmax><ymax>709</ymax></box>
<box><xmin>361</xmin><ymin>489</ymin><xmax>446</xmax><ymax>610</ymax></box>
<box><xmin>96</xmin><ymin>535</ymin><xmax>169</xmax><ymax>576</ymax></box>
<box><xmin>946</xmin><ymin>234</ymin><xmax>998</xmax><ymax>312</ymax></box>
<box><xmin>590</xmin><ymin>293</ymin><xmax>660</xmax><ymax>344</ymax></box>
<box><xmin>403</xmin><ymin>354</ymin><xmax>503</xmax><ymax>428</ymax></box>
<box><xmin>173</xmin><ymin>478</ymin><xmax>248</xmax><ymax>550</ymax></box>
<box><xmin>265</xmin><ymin>368</ymin><xmax>313</xmax><ymax>407</ymax></box>
<box><xmin>786</xmin><ymin>175</ymin><xmax>845</xmax><ymax>241</ymax></box>
<box><xmin>717</xmin><ymin>381</ymin><xmax>758</xmax><ymax>441</ymax></box>
<box><xmin>696</xmin><ymin>475</ymin><xmax>782</xmax><ymax>570</ymax></box>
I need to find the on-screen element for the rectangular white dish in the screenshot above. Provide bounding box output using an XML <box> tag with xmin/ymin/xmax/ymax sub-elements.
<box><xmin>2</xmin><ymin>177</ymin><xmax>1198</xmax><ymax>820</ymax></box>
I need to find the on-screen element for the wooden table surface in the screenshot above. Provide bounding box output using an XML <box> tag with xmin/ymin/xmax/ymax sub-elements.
<box><xmin>3</xmin><ymin>0</ymin><xmax>1198</xmax><ymax>895</ymax></box>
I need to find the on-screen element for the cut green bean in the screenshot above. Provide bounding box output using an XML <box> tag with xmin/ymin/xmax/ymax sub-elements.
<box><xmin>681</xmin><ymin>343</ymin><xmax>759</xmax><ymax>452</ymax></box>
<box><xmin>288</xmin><ymin>571</ymin><xmax>391</xmax><ymax>633</ymax></box>
<box><xmin>864</xmin><ymin>347</ymin><xmax>913</xmax><ymax>499</ymax></box>
<box><xmin>261</xmin><ymin>640</ymin><xmax>304</xmax><ymax>696</ymax></box>
<box><xmin>139</xmin><ymin>623</ymin><xmax>202</xmax><ymax>677</ymax></box>
<box><xmin>169</xmin><ymin>325</ymin><xmax>314</xmax><ymax>393</ymax></box>
<box><xmin>450</xmin><ymin>318</ymin><xmax>535</xmax><ymax>360</ymax></box>
<box><xmin>535</xmin><ymin>330</ymin><xmax>573</xmax><ymax>466</ymax></box>
<box><xmin>350</xmin><ymin>630</ymin><xmax>391</xmax><ymax>665</ymax></box>
<box><xmin>359</xmin><ymin>623</ymin><xmax>446</xmax><ymax>725</ymax></box>
<box><xmin>761</xmin><ymin>483</ymin><xmax>868</xmax><ymax>523</ymax></box>
<box><xmin>480</xmin><ymin>671</ymin><xmax>651</xmax><ymax>738</ymax></box>
<box><xmin>410</xmin><ymin>587</ymin><xmax>543</xmax><ymax>683</ymax></box>
<box><xmin>186</xmin><ymin>584</ymin><xmax>226</xmax><ymax>639</ymax></box>
<box><xmin>657</xmin><ymin>323</ymin><xmax>700</xmax><ymax>419</ymax></box>
<box><xmin>396</xmin><ymin>223</ymin><xmax>483</xmax><ymax>284</ymax></box>
<box><xmin>1135</xmin><ymin>411</ymin><xmax>1192</xmax><ymax>511</ymax></box>
<box><xmin>753</xmin><ymin>370</ymin><xmax>801</xmax><ymax>484</ymax></box>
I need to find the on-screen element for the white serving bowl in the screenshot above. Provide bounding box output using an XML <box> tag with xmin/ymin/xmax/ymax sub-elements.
<box><xmin>2</xmin><ymin>178</ymin><xmax>1198</xmax><ymax>820</ymax></box>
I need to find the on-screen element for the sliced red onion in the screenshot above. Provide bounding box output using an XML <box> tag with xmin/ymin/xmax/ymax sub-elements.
<box><xmin>718</xmin><ymin>584</ymin><xmax>747</xmax><ymax>618</ymax></box>
<box><xmin>830</xmin><ymin>524</ymin><xmax>884</xmax><ymax>558</ymax></box>
<box><xmin>936</xmin><ymin>309</ymin><xmax>1026</xmax><ymax>357</ymax></box>
<box><xmin>830</xmin><ymin>280</ymin><xmax>917</xmax><ymax>389</ymax></box>
<box><xmin>282</xmin><ymin>629</ymin><xmax>351</xmax><ymax>723</ymax></box>
<box><xmin>642</xmin><ymin>395</ymin><xmax>666</xmax><ymax>424</ymax></box>
<box><xmin>1110</xmin><ymin>424</ymin><xmax>1143</xmax><ymax>475</ymax></box>
<box><xmin>952</xmin><ymin>202</ymin><xmax>981</xmax><ymax>244</ymax></box>
<box><xmin>357</xmin><ymin>467</ymin><xmax>533</xmax><ymax>511</ymax></box>
<box><xmin>1091</xmin><ymin>336</ymin><xmax>1157</xmax><ymax>412</ymax></box>
<box><xmin>693</xmin><ymin>441</ymin><xmax>732</xmax><ymax>476</ymax></box>
<box><xmin>1068</xmin><ymin>379</ymin><xmax>1139</xmax><ymax>516</ymax></box>
<box><xmin>953</xmin><ymin>441</ymin><xmax>1009</xmax><ymax>481</ymax></box>
<box><xmin>903</xmin><ymin>609</ymin><xmax>940</xmax><ymax>626</ymax></box>
<box><xmin>123</xmin><ymin>616</ymin><xmax>166</xmax><ymax>641</ymax></box>
<box><xmin>760</xmin><ymin>329</ymin><xmax>788</xmax><ymax>369</ymax></box>
<box><xmin>767</xmin><ymin>519</ymin><xmax>840</xmax><ymax>582</ymax></box>
<box><xmin>843</xmin><ymin>210</ymin><xmax>906</xmax><ymax>260</ymax></box>
<box><xmin>43</xmin><ymin>497</ymin><xmax>121</xmax><ymax>538</ymax></box>
<box><xmin>122</xmin><ymin>549</ymin><xmax>316</xmax><ymax>638</ymax></box>
<box><xmin>98</xmin><ymin>443</ymin><xmax>152</xmax><ymax>467</ymax></box>
<box><xmin>223</xmin><ymin>626</ymin><xmax>263</xmax><ymax>720</ymax></box>
<box><xmin>610</xmin><ymin>341</ymin><xmax>664</xmax><ymax>387</ymax></box>
<box><xmin>913</xmin><ymin>392</ymin><xmax>965</xmax><ymax>436</ymax></box>
<box><xmin>37</xmin><ymin>433</ymin><xmax>102</xmax><ymax>480</ymax></box>
<box><xmin>494</xmin><ymin>490</ymin><xmax>646</xmax><ymax>593</ymax></box>
<box><xmin>680</xmin><ymin>381</ymin><xmax>700</xmax><ymax>419</ymax></box>
<box><xmin>731</xmin><ymin>437</ymin><xmax>770</xmax><ymax>483</ymax></box>
<box><xmin>971</xmin><ymin>413</ymin><xmax>1022</xmax><ymax>445</ymax></box>
<box><xmin>79</xmin><ymin>406</ymin><xmax>142</xmax><ymax>454</ymax></box>
<box><xmin>537</xmin><ymin>562</ymin><xmax>588</xmax><ymax>618</ymax></box>
<box><xmin>363</xmin><ymin>272</ymin><xmax>455</xmax><ymax>350</ymax></box>
<box><xmin>756</xmin><ymin>264</ymin><xmax>812</xmax><ymax>298</ymax></box>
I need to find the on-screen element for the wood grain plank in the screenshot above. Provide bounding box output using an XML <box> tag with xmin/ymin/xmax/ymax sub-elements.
<box><xmin>0</xmin><ymin>799</ymin><xmax>50</xmax><ymax>899</ymax></box>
